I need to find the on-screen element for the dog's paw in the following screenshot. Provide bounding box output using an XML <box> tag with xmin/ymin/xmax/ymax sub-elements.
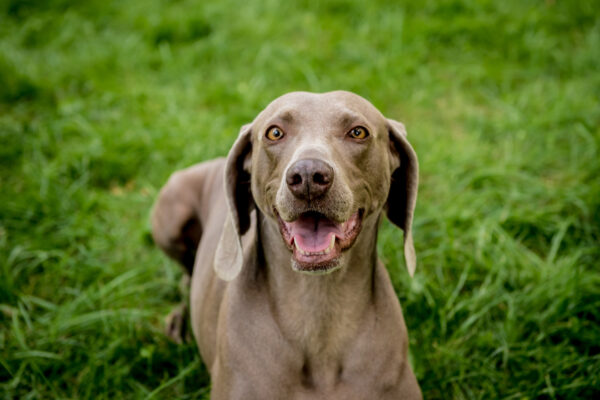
<box><xmin>164</xmin><ymin>303</ymin><xmax>188</xmax><ymax>344</ymax></box>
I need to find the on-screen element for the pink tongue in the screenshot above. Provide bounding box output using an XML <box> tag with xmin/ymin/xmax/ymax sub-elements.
<box><xmin>288</xmin><ymin>214</ymin><xmax>342</xmax><ymax>252</ymax></box>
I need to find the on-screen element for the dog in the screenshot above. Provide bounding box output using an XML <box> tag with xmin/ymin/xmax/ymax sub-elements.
<box><xmin>151</xmin><ymin>91</ymin><xmax>421</xmax><ymax>399</ymax></box>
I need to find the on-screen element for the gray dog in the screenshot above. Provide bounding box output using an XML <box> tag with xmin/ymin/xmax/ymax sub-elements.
<box><xmin>152</xmin><ymin>91</ymin><xmax>422</xmax><ymax>399</ymax></box>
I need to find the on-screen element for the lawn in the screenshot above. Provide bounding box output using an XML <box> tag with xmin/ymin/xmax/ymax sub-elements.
<box><xmin>1</xmin><ymin>0</ymin><xmax>599</xmax><ymax>398</ymax></box>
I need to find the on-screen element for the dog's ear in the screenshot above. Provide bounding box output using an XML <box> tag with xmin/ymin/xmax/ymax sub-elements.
<box><xmin>386</xmin><ymin>119</ymin><xmax>419</xmax><ymax>277</ymax></box>
<box><xmin>214</xmin><ymin>124</ymin><xmax>253</xmax><ymax>281</ymax></box>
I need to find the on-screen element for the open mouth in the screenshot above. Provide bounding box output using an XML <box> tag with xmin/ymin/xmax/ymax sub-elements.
<box><xmin>276</xmin><ymin>209</ymin><xmax>363</xmax><ymax>273</ymax></box>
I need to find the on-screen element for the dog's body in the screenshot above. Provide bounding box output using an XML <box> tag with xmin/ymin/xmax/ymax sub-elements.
<box><xmin>152</xmin><ymin>91</ymin><xmax>422</xmax><ymax>399</ymax></box>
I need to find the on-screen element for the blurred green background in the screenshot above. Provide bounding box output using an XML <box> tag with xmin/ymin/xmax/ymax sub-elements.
<box><xmin>1</xmin><ymin>0</ymin><xmax>599</xmax><ymax>398</ymax></box>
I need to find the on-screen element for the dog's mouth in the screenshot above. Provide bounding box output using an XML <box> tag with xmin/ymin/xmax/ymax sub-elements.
<box><xmin>276</xmin><ymin>209</ymin><xmax>363</xmax><ymax>273</ymax></box>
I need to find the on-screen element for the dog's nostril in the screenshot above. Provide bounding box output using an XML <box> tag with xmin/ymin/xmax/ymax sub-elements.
<box><xmin>289</xmin><ymin>173</ymin><xmax>302</xmax><ymax>186</ymax></box>
<box><xmin>313</xmin><ymin>172</ymin><xmax>328</xmax><ymax>185</ymax></box>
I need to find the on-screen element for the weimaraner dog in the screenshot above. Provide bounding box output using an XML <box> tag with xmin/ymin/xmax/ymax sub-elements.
<box><xmin>151</xmin><ymin>91</ymin><xmax>421</xmax><ymax>399</ymax></box>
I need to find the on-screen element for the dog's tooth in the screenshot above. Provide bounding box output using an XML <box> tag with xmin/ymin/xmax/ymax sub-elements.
<box><xmin>295</xmin><ymin>241</ymin><xmax>307</xmax><ymax>255</ymax></box>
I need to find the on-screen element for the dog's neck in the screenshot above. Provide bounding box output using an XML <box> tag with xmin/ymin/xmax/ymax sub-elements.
<box><xmin>256</xmin><ymin>211</ymin><xmax>380</xmax><ymax>360</ymax></box>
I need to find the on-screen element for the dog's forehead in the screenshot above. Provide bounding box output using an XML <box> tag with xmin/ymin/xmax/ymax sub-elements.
<box><xmin>254</xmin><ymin>91</ymin><xmax>384</xmax><ymax>126</ymax></box>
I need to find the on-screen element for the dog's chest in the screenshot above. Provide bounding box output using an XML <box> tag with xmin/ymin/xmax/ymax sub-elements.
<box><xmin>223</xmin><ymin>338</ymin><xmax>404</xmax><ymax>400</ymax></box>
<box><xmin>222</xmin><ymin>290</ymin><xmax>404</xmax><ymax>399</ymax></box>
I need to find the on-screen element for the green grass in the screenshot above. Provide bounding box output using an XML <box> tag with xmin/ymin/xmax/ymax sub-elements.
<box><xmin>1</xmin><ymin>0</ymin><xmax>599</xmax><ymax>398</ymax></box>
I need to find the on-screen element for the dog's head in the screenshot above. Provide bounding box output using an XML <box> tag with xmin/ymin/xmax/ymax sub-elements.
<box><xmin>215</xmin><ymin>91</ymin><xmax>418</xmax><ymax>280</ymax></box>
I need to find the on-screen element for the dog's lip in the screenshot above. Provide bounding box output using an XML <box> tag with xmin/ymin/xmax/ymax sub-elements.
<box><xmin>275</xmin><ymin>209</ymin><xmax>364</xmax><ymax>270</ymax></box>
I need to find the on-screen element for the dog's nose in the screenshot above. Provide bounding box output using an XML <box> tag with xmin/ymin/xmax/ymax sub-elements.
<box><xmin>286</xmin><ymin>158</ymin><xmax>334</xmax><ymax>201</ymax></box>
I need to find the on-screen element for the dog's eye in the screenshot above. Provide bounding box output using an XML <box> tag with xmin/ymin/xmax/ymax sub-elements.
<box><xmin>347</xmin><ymin>126</ymin><xmax>369</xmax><ymax>140</ymax></box>
<box><xmin>266</xmin><ymin>126</ymin><xmax>285</xmax><ymax>141</ymax></box>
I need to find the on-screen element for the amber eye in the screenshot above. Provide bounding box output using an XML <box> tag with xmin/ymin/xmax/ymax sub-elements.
<box><xmin>266</xmin><ymin>126</ymin><xmax>285</xmax><ymax>141</ymax></box>
<box><xmin>347</xmin><ymin>126</ymin><xmax>369</xmax><ymax>140</ymax></box>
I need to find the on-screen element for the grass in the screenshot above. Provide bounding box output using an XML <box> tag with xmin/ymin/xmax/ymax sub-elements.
<box><xmin>1</xmin><ymin>0</ymin><xmax>599</xmax><ymax>398</ymax></box>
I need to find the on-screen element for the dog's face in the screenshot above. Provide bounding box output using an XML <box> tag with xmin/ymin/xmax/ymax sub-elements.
<box><xmin>215</xmin><ymin>91</ymin><xmax>418</xmax><ymax>280</ymax></box>
<box><xmin>249</xmin><ymin>92</ymin><xmax>396</xmax><ymax>273</ymax></box>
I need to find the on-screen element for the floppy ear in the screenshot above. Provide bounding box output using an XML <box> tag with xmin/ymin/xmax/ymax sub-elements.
<box><xmin>214</xmin><ymin>124</ymin><xmax>253</xmax><ymax>281</ymax></box>
<box><xmin>386</xmin><ymin>119</ymin><xmax>419</xmax><ymax>277</ymax></box>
